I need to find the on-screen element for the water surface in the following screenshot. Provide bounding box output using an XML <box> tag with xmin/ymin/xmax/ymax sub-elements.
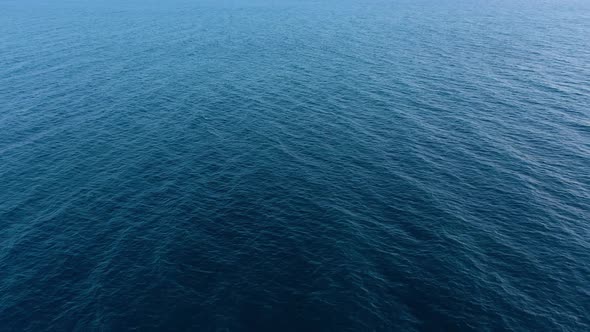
<box><xmin>1</xmin><ymin>0</ymin><xmax>589</xmax><ymax>331</ymax></box>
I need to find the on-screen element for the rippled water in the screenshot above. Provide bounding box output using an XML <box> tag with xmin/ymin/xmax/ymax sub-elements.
<box><xmin>1</xmin><ymin>0</ymin><xmax>589</xmax><ymax>331</ymax></box>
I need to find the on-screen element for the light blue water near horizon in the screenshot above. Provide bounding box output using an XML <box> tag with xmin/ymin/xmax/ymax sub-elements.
<box><xmin>1</xmin><ymin>0</ymin><xmax>590</xmax><ymax>331</ymax></box>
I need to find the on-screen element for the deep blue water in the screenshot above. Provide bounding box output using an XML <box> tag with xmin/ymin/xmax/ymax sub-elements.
<box><xmin>1</xmin><ymin>0</ymin><xmax>590</xmax><ymax>331</ymax></box>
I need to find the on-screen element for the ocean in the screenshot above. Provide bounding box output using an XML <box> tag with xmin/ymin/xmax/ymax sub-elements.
<box><xmin>1</xmin><ymin>0</ymin><xmax>589</xmax><ymax>331</ymax></box>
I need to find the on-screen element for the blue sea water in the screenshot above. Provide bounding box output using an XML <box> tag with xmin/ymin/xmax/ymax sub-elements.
<box><xmin>1</xmin><ymin>0</ymin><xmax>590</xmax><ymax>331</ymax></box>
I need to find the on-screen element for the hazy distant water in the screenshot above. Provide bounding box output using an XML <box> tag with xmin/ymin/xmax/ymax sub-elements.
<box><xmin>1</xmin><ymin>0</ymin><xmax>589</xmax><ymax>331</ymax></box>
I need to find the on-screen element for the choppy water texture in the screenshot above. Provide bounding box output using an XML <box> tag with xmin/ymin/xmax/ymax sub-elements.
<box><xmin>1</xmin><ymin>0</ymin><xmax>590</xmax><ymax>331</ymax></box>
